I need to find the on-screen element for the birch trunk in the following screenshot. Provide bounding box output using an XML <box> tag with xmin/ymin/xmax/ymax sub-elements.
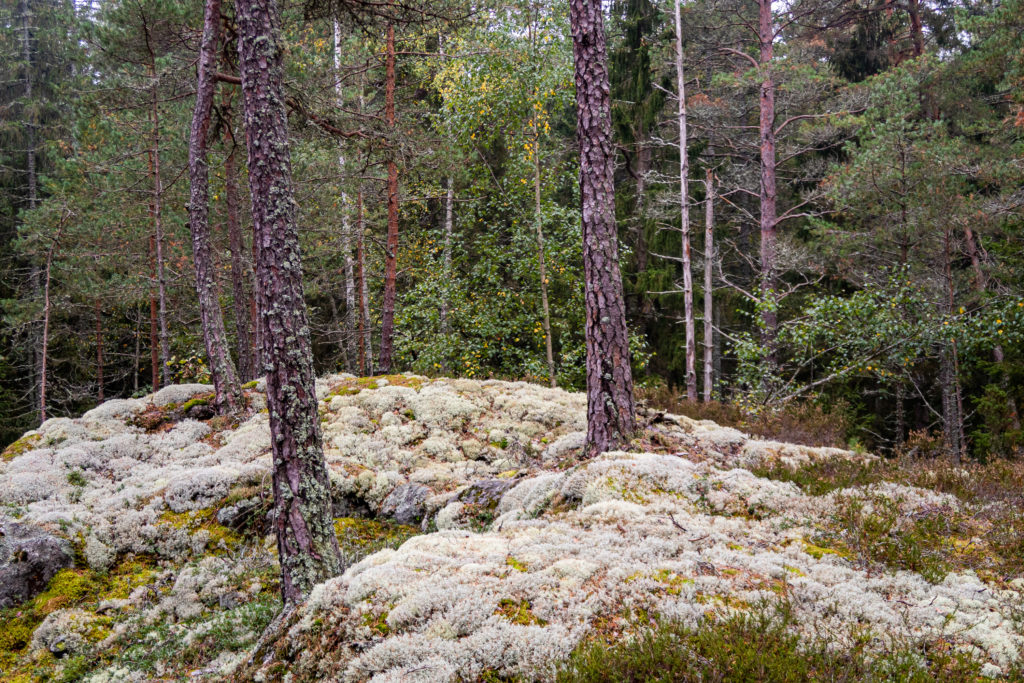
<box><xmin>757</xmin><ymin>0</ymin><xmax>778</xmax><ymax>355</ymax></box>
<box><xmin>703</xmin><ymin>168</ymin><xmax>714</xmax><ymax>402</ymax></box>
<box><xmin>534</xmin><ymin>123</ymin><xmax>556</xmax><ymax>387</ymax></box>
<box><xmin>334</xmin><ymin>21</ymin><xmax>357</xmax><ymax>373</ymax></box>
<box><xmin>675</xmin><ymin>0</ymin><xmax>696</xmax><ymax>401</ymax></box>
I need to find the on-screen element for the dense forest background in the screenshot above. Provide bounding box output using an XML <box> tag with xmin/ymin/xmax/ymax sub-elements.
<box><xmin>1</xmin><ymin>0</ymin><xmax>1022</xmax><ymax>459</ymax></box>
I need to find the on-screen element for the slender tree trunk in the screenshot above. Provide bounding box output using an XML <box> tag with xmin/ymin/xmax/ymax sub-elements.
<box><xmin>144</xmin><ymin>44</ymin><xmax>172</xmax><ymax>387</ymax></box>
<box><xmin>942</xmin><ymin>227</ymin><xmax>964</xmax><ymax>462</ymax></box>
<box><xmin>149</xmin><ymin>236</ymin><xmax>160</xmax><ymax>391</ymax></box>
<box><xmin>439</xmin><ymin>175</ymin><xmax>454</xmax><ymax>343</ymax></box>
<box><xmin>188</xmin><ymin>0</ymin><xmax>241</xmax><ymax>412</ymax></box>
<box><xmin>570</xmin><ymin>0</ymin><xmax>636</xmax><ymax>456</ymax></box>
<box><xmin>533</xmin><ymin>121</ymin><xmax>557</xmax><ymax>387</ymax></box>
<box><xmin>39</xmin><ymin>224</ymin><xmax>63</xmax><ymax>424</ymax></box>
<box><xmin>895</xmin><ymin>381</ymin><xmax>906</xmax><ymax>451</ymax></box>
<box><xmin>22</xmin><ymin>0</ymin><xmax>44</xmax><ymax>421</ymax></box>
<box><xmin>236</xmin><ymin>0</ymin><xmax>342</xmax><ymax>603</ymax></box>
<box><xmin>675</xmin><ymin>0</ymin><xmax>696</xmax><ymax>401</ymax></box>
<box><xmin>757</xmin><ymin>0</ymin><xmax>778</xmax><ymax>355</ymax></box>
<box><xmin>95</xmin><ymin>299</ymin><xmax>104</xmax><ymax>402</ymax></box>
<box><xmin>634</xmin><ymin>141</ymin><xmax>653</xmax><ymax>318</ymax></box>
<box><xmin>703</xmin><ymin>168</ymin><xmax>714</xmax><ymax>402</ymax></box>
<box><xmin>133</xmin><ymin>316</ymin><xmax>141</xmax><ymax>395</ymax></box>
<box><xmin>334</xmin><ymin>21</ymin><xmax>358</xmax><ymax>373</ymax></box>
<box><xmin>356</xmin><ymin>189</ymin><xmax>371</xmax><ymax>375</ymax></box>
<box><xmin>224</xmin><ymin>109</ymin><xmax>256</xmax><ymax>381</ymax></box>
<box><xmin>378</xmin><ymin>22</ymin><xmax>399</xmax><ymax>373</ymax></box>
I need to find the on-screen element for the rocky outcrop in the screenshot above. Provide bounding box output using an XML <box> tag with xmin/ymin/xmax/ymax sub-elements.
<box><xmin>0</xmin><ymin>521</ymin><xmax>73</xmax><ymax>608</ymax></box>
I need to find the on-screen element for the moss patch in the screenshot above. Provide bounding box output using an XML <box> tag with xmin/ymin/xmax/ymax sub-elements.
<box><xmin>334</xmin><ymin>517</ymin><xmax>420</xmax><ymax>563</ymax></box>
<box><xmin>2</xmin><ymin>433</ymin><xmax>41</xmax><ymax>461</ymax></box>
<box><xmin>326</xmin><ymin>374</ymin><xmax>428</xmax><ymax>399</ymax></box>
<box><xmin>496</xmin><ymin>598</ymin><xmax>546</xmax><ymax>626</ymax></box>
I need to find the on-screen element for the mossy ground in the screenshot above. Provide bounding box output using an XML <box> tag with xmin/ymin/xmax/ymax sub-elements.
<box><xmin>334</xmin><ymin>517</ymin><xmax>420</xmax><ymax>563</ymax></box>
<box><xmin>326</xmin><ymin>374</ymin><xmax>427</xmax><ymax>399</ymax></box>
<box><xmin>1</xmin><ymin>433</ymin><xmax>41</xmax><ymax>461</ymax></box>
<box><xmin>754</xmin><ymin>458</ymin><xmax>1024</xmax><ymax>583</ymax></box>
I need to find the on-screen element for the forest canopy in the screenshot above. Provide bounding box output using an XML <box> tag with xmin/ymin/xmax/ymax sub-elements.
<box><xmin>1</xmin><ymin>0</ymin><xmax>1022</xmax><ymax>461</ymax></box>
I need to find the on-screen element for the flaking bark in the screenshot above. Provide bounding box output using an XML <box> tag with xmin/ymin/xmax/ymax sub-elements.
<box><xmin>235</xmin><ymin>0</ymin><xmax>343</xmax><ymax>603</ymax></box>
<box><xmin>570</xmin><ymin>0</ymin><xmax>636</xmax><ymax>456</ymax></box>
<box><xmin>187</xmin><ymin>0</ymin><xmax>241</xmax><ymax>413</ymax></box>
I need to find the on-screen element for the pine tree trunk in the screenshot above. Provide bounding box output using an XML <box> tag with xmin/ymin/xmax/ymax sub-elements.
<box><xmin>757</xmin><ymin>0</ymin><xmax>778</xmax><ymax>356</ymax></box>
<box><xmin>188</xmin><ymin>0</ymin><xmax>241</xmax><ymax>413</ymax></box>
<box><xmin>378</xmin><ymin>22</ymin><xmax>399</xmax><ymax>373</ymax></box>
<box><xmin>907</xmin><ymin>0</ymin><xmax>925</xmax><ymax>57</ymax></box>
<box><xmin>357</xmin><ymin>189</ymin><xmax>371</xmax><ymax>375</ymax></box>
<box><xmin>22</xmin><ymin>0</ymin><xmax>44</xmax><ymax>422</ymax></box>
<box><xmin>146</xmin><ymin>54</ymin><xmax>171</xmax><ymax>387</ymax></box>
<box><xmin>236</xmin><ymin>0</ymin><xmax>343</xmax><ymax>603</ymax></box>
<box><xmin>703</xmin><ymin>168</ymin><xmax>714</xmax><ymax>402</ymax></box>
<box><xmin>675</xmin><ymin>0</ymin><xmax>696</xmax><ymax>401</ymax></box>
<box><xmin>942</xmin><ymin>227</ymin><xmax>963</xmax><ymax>462</ymax></box>
<box><xmin>570</xmin><ymin>0</ymin><xmax>636</xmax><ymax>456</ymax></box>
<box><xmin>39</xmin><ymin>224</ymin><xmax>63</xmax><ymax>425</ymax></box>
<box><xmin>224</xmin><ymin>117</ymin><xmax>257</xmax><ymax>381</ymax></box>
<box><xmin>634</xmin><ymin>141</ymin><xmax>653</xmax><ymax>318</ymax></box>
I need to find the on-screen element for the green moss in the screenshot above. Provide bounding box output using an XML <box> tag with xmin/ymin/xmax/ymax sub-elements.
<box><xmin>158</xmin><ymin>508</ymin><xmax>242</xmax><ymax>553</ymax></box>
<box><xmin>66</xmin><ymin>469</ymin><xmax>87</xmax><ymax>487</ymax></box>
<box><xmin>496</xmin><ymin>598</ymin><xmax>546</xmax><ymax>626</ymax></box>
<box><xmin>326</xmin><ymin>374</ymin><xmax>427</xmax><ymax>400</ymax></box>
<box><xmin>182</xmin><ymin>394</ymin><xmax>212</xmax><ymax>411</ymax></box>
<box><xmin>242</xmin><ymin>380</ymin><xmax>260</xmax><ymax>390</ymax></box>
<box><xmin>334</xmin><ymin>517</ymin><xmax>419</xmax><ymax>562</ymax></box>
<box><xmin>361</xmin><ymin>610</ymin><xmax>391</xmax><ymax>636</ymax></box>
<box><xmin>505</xmin><ymin>556</ymin><xmax>529</xmax><ymax>572</ymax></box>
<box><xmin>2</xmin><ymin>433</ymin><xmax>41</xmax><ymax>461</ymax></box>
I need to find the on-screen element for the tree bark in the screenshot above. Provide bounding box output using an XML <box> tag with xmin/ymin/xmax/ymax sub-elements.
<box><xmin>188</xmin><ymin>0</ymin><xmax>241</xmax><ymax>413</ymax></box>
<box><xmin>942</xmin><ymin>227</ymin><xmax>964</xmax><ymax>462</ymax></box>
<box><xmin>378</xmin><ymin>22</ymin><xmax>399</xmax><ymax>374</ymax></box>
<box><xmin>675</xmin><ymin>0</ymin><xmax>696</xmax><ymax>401</ymax></box>
<box><xmin>334</xmin><ymin>21</ymin><xmax>358</xmax><ymax>373</ymax></box>
<box><xmin>703</xmin><ymin>168</ymin><xmax>714</xmax><ymax>402</ymax></box>
<box><xmin>224</xmin><ymin>107</ymin><xmax>257</xmax><ymax>382</ymax></box>
<box><xmin>634</xmin><ymin>142</ymin><xmax>652</xmax><ymax>318</ymax></box>
<box><xmin>236</xmin><ymin>0</ymin><xmax>343</xmax><ymax>603</ymax></box>
<box><xmin>757</xmin><ymin>0</ymin><xmax>778</xmax><ymax>354</ymax></box>
<box><xmin>907</xmin><ymin>0</ymin><xmax>925</xmax><ymax>57</ymax></box>
<box><xmin>570</xmin><ymin>0</ymin><xmax>636</xmax><ymax>456</ymax></box>
<box><xmin>439</xmin><ymin>175</ymin><xmax>454</xmax><ymax>344</ymax></box>
<box><xmin>39</xmin><ymin>223</ymin><xmax>63</xmax><ymax>425</ymax></box>
<box><xmin>96</xmin><ymin>299</ymin><xmax>104</xmax><ymax>402</ymax></box>
<box><xmin>356</xmin><ymin>188</ymin><xmax>371</xmax><ymax>375</ymax></box>
<box><xmin>145</xmin><ymin>43</ymin><xmax>171</xmax><ymax>387</ymax></box>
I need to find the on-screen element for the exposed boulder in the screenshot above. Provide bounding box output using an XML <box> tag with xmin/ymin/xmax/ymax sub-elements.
<box><xmin>0</xmin><ymin>521</ymin><xmax>73</xmax><ymax>608</ymax></box>
<box><xmin>379</xmin><ymin>483</ymin><xmax>431</xmax><ymax>525</ymax></box>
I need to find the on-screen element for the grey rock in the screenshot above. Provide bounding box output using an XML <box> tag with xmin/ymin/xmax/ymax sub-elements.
<box><xmin>457</xmin><ymin>478</ymin><xmax>516</xmax><ymax>508</ymax></box>
<box><xmin>0</xmin><ymin>521</ymin><xmax>73</xmax><ymax>608</ymax></box>
<box><xmin>379</xmin><ymin>483</ymin><xmax>431</xmax><ymax>525</ymax></box>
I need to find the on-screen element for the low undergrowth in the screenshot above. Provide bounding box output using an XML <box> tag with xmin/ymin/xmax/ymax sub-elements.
<box><xmin>755</xmin><ymin>458</ymin><xmax>1024</xmax><ymax>583</ymax></box>
<box><xmin>557</xmin><ymin>602</ymin><xmax>989</xmax><ymax>682</ymax></box>
<box><xmin>334</xmin><ymin>517</ymin><xmax>420</xmax><ymax>566</ymax></box>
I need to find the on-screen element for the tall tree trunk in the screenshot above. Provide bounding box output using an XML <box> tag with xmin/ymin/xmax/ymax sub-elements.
<box><xmin>942</xmin><ymin>227</ymin><xmax>964</xmax><ymax>462</ymax></box>
<box><xmin>570</xmin><ymin>0</ymin><xmax>636</xmax><ymax>456</ymax></box>
<box><xmin>39</xmin><ymin>224</ymin><xmax>63</xmax><ymax>425</ymax></box>
<box><xmin>703</xmin><ymin>168</ymin><xmax>715</xmax><ymax>402</ymax></box>
<box><xmin>634</xmin><ymin>141</ymin><xmax>653</xmax><ymax>318</ymax></box>
<box><xmin>675</xmin><ymin>0</ymin><xmax>696</xmax><ymax>401</ymax></box>
<box><xmin>533</xmin><ymin>120</ymin><xmax>557</xmax><ymax>388</ymax></box>
<box><xmin>149</xmin><ymin>243</ymin><xmax>160</xmax><ymax>391</ymax></box>
<box><xmin>757</xmin><ymin>0</ymin><xmax>778</xmax><ymax>356</ymax></box>
<box><xmin>907</xmin><ymin>0</ymin><xmax>925</xmax><ymax>57</ymax></box>
<box><xmin>334</xmin><ymin>21</ymin><xmax>358</xmax><ymax>373</ymax></box>
<box><xmin>236</xmin><ymin>0</ymin><xmax>342</xmax><ymax>603</ymax></box>
<box><xmin>378</xmin><ymin>22</ymin><xmax>399</xmax><ymax>373</ymax></box>
<box><xmin>439</xmin><ymin>175</ymin><xmax>454</xmax><ymax>343</ymax></box>
<box><xmin>147</xmin><ymin>59</ymin><xmax>171</xmax><ymax>387</ymax></box>
<box><xmin>224</xmin><ymin>108</ymin><xmax>257</xmax><ymax>381</ymax></box>
<box><xmin>95</xmin><ymin>300</ymin><xmax>104</xmax><ymax>402</ymax></box>
<box><xmin>188</xmin><ymin>0</ymin><xmax>241</xmax><ymax>412</ymax></box>
<box><xmin>357</xmin><ymin>188</ymin><xmax>371</xmax><ymax>375</ymax></box>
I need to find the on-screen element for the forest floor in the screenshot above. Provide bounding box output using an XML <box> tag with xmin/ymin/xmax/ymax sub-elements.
<box><xmin>1</xmin><ymin>376</ymin><xmax>1023</xmax><ymax>681</ymax></box>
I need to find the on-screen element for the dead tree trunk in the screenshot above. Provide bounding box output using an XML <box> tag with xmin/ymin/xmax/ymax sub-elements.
<box><xmin>378</xmin><ymin>22</ymin><xmax>399</xmax><ymax>373</ymax></box>
<box><xmin>703</xmin><ymin>168</ymin><xmax>714</xmax><ymax>402</ymax></box>
<box><xmin>146</xmin><ymin>44</ymin><xmax>171</xmax><ymax>387</ymax></box>
<box><xmin>39</xmin><ymin>222</ymin><xmax>64</xmax><ymax>424</ymax></box>
<box><xmin>570</xmin><ymin>0</ymin><xmax>637</xmax><ymax>456</ymax></box>
<box><xmin>757</xmin><ymin>0</ymin><xmax>778</xmax><ymax>354</ymax></box>
<box><xmin>533</xmin><ymin>121</ymin><xmax>557</xmax><ymax>388</ymax></box>
<box><xmin>675</xmin><ymin>0</ymin><xmax>696</xmax><ymax>401</ymax></box>
<box><xmin>236</xmin><ymin>0</ymin><xmax>343</xmax><ymax>603</ymax></box>
<box><xmin>356</xmin><ymin>189</ymin><xmax>371</xmax><ymax>375</ymax></box>
<box><xmin>334</xmin><ymin>21</ymin><xmax>358</xmax><ymax>372</ymax></box>
<box><xmin>188</xmin><ymin>0</ymin><xmax>241</xmax><ymax>412</ymax></box>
